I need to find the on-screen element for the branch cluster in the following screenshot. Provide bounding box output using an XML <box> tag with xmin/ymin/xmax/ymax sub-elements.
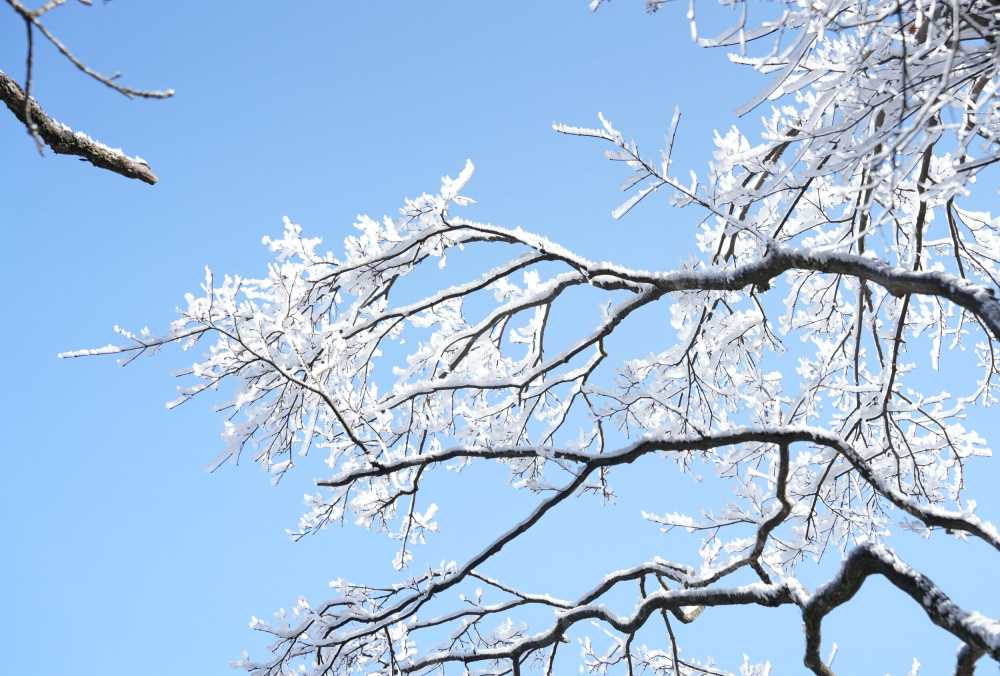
<box><xmin>65</xmin><ymin>0</ymin><xmax>1000</xmax><ymax>673</ymax></box>
<box><xmin>2</xmin><ymin>0</ymin><xmax>172</xmax><ymax>183</ymax></box>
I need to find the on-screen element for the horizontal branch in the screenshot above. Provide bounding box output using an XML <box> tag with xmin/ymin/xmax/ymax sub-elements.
<box><xmin>401</xmin><ymin>542</ymin><xmax>1000</xmax><ymax>675</ymax></box>
<box><xmin>317</xmin><ymin>426</ymin><xmax>1000</xmax><ymax>551</ymax></box>
<box><xmin>400</xmin><ymin>580</ymin><xmax>800</xmax><ymax>672</ymax></box>
<box><xmin>643</xmin><ymin>246</ymin><xmax>1000</xmax><ymax>341</ymax></box>
<box><xmin>0</xmin><ymin>69</ymin><xmax>158</xmax><ymax>184</ymax></box>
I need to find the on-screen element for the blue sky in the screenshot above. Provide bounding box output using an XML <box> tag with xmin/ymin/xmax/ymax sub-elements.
<box><xmin>2</xmin><ymin>1</ymin><xmax>997</xmax><ymax>674</ymax></box>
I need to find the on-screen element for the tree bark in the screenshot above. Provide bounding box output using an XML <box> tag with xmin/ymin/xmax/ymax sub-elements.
<box><xmin>1</xmin><ymin>69</ymin><xmax>158</xmax><ymax>184</ymax></box>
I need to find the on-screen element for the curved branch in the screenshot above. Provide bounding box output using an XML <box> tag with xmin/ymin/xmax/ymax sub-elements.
<box><xmin>802</xmin><ymin>543</ymin><xmax>1000</xmax><ymax>675</ymax></box>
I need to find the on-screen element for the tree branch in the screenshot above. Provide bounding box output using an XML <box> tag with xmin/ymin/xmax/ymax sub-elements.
<box><xmin>802</xmin><ymin>543</ymin><xmax>1000</xmax><ymax>675</ymax></box>
<box><xmin>0</xmin><ymin>69</ymin><xmax>158</xmax><ymax>183</ymax></box>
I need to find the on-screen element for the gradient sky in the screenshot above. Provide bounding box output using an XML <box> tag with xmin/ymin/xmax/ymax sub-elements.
<box><xmin>2</xmin><ymin>2</ymin><xmax>997</xmax><ymax>674</ymax></box>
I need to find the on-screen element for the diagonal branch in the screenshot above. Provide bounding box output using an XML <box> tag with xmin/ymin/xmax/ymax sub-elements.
<box><xmin>0</xmin><ymin>69</ymin><xmax>158</xmax><ymax>183</ymax></box>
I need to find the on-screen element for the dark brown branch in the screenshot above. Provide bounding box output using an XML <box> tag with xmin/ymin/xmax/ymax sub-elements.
<box><xmin>0</xmin><ymin>69</ymin><xmax>158</xmax><ymax>183</ymax></box>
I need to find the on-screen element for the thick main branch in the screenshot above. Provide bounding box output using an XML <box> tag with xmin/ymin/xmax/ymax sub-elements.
<box><xmin>642</xmin><ymin>246</ymin><xmax>1000</xmax><ymax>341</ymax></box>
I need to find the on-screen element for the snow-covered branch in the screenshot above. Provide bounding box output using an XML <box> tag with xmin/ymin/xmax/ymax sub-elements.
<box><xmin>0</xmin><ymin>69</ymin><xmax>160</xmax><ymax>183</ymax></box>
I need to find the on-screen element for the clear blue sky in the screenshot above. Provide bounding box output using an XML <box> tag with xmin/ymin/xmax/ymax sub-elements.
<box><xmin>2</xmin><ymin>2</ymin><xmax>997</xmax><ymax>674</ymax></box>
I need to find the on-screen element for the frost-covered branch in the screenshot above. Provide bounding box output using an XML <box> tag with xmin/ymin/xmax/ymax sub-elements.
<box><xmin>64</xmin><ymin>0</ymin><xmax>1000</xmax><ymax>672</ymax></box>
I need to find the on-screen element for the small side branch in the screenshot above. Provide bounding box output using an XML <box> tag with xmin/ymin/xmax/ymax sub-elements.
<box><xmin>956</xmin><ymin>643</ymin><xmax>984</xmax><ymax>675</ymax></box>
